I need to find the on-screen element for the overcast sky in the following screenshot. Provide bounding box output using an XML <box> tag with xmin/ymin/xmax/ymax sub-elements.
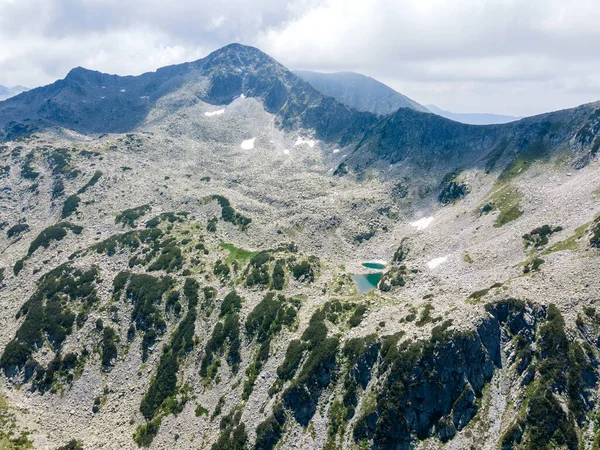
<box><xmin>1</xmin><ymin>0</ymin><xmax>600</xmax><ymax>116</ymax></box>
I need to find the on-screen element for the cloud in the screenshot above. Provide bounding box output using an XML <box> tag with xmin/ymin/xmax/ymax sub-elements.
<box><xmin>0</xmin><ymin>0</ymin><xmax>599</xmax><ymax>116</ymax></box>
<box><xmin>257</xmin><ymin>0</ymin><xmax>600</xmax><ymax>115</ymax></box>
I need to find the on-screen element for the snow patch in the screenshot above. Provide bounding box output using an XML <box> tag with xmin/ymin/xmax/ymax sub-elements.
<box><xmin>283</xmin><ymin>149</ymin><xmax>290</xmax><ymax>155</ymax></box>
<box><xmin>410</xmin><ymin>216</ymin><xmax>433</xmax><ymax>230</ymax></box>
<box><xmin>427</xmin><ymin>256</ymin><xmax>448</xmax><ymax>269</ymax></box>
<box><xmin>241</xmin><ymin>138</ymin><xmax>255</xmax><ymax>150</ymax></box>
<box><xmin>332</xmin><ymin>149</ymin><xmax>340</xmax><ymax>154</ymax></box>
<box><xmin>204</xmin><ymin>109</ymin><xmax>225</xmax><ymax>117</ymax></box>
<box><xmin>295</xmin><ymin>137</ymin><xmax>316</xmax><ymax>148</ymax></box>
<box><xmin>120</xmin><ymin>89</ymin><xmax>126</xmax><ymax>93</ymax></box>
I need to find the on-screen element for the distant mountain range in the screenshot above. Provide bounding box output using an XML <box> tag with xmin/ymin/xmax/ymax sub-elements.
<box><xmin>0</xmin><ymin>85</ymin><xmax>28</xmax><ymax>101</ymax></box>
<box><xmin>294</xmin><ymin>70</ymin><xmax>520</xmax><ymax>125</ymax></box>
<box><xmin>293</xmin><ymin>70</ymin><xmax>429</xmax><ymax>115</ymax></box>
<box><xmin>425</xmin><ymin>104</ymin><xmax>521</xmax><ymax>125</ymax></box>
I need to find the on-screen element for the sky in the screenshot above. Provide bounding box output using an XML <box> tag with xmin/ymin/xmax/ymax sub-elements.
<box><xmin>1</xmin><ymin>0</ymin><xmax>600</xmax><ymax>117</ymax></box>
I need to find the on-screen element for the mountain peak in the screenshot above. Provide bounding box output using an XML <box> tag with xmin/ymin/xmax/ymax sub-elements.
<box><xmin>200</xmin><ymin>42</ymin><xmax>283</xmax><ymax>73</ymax></box>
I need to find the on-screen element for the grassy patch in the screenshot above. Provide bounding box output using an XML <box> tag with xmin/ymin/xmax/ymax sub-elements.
<box><xmin>498</xmin><ymin>140</ymin><xmax>549</xmax><ymax>183</ymax></box>
<box><xmin>219</xmin><ymin>243</ymin><xmax>259</xmax><ymax>263</ymax></box>
<box><xmin>481</xmin><ymin>184</ymin><xmax>524</xmax><ymax>227</ymax></box>
<box><xmin>116</xmin><ymin>204</ymin><xmax>151</xmax><ymax>227</ymax></box>
<box><xmin>542</xmin><ymin>223</ymin><xmax>589</xmax><ymax>255</ymax></box>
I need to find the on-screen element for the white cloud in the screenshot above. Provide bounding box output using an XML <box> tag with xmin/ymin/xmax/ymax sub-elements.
<box><xmin>0</xmin><ymin>0</ymin><xmax>599</xmax><ymax>116</ymax></box>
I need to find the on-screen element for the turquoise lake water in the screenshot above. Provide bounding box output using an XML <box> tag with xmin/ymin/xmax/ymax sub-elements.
<box><xmin>353</xmin><ymin>272</ymin><xmax>383</xmax><ymax>295</ymax></box>
<box><xmin>362</xmin><ymin>262</ymin><xmax>386</xmax><ymax>270</ymax></box>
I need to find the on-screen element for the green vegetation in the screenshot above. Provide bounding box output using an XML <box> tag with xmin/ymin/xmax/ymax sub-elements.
<box><xmin>213</xmin><ymin>260</ymin><xmax>231</xmax><ymax>280</ymax></box>
<box><xmin>499</xmin><ymin>304</ymin><xmax>591</xmax><ymax>450</ymax></box>
<box><xmin>0</xmin><ymin>264</ymin><xmax>98</xmax><ymax>391</ymax></box>
<box><xmin>77</xmin><ymin>170</ymin><xmax>102</xmax><ymax>194</ymax></box>
<box><xmin>219</xmin><ymin>242</ymin><xmax>259</xmax><ymax>263</ymax></box>
<box><xmin>243</xmin><ymin>293</ymin><xmax>298</xmax><ymax>398</ymax></box>
<box><xmin>210</xmin><ymin>195</ymin><xmax>252</xmax><ymax>230</ymax></box>
<box><xmin>101</xmin><ymin>327</ymin><xmax>118</xmax><ymax>369</ymax></box>
<box><xmin>13</xmin><ymin>259</ymin><xmax>24</xmax><ymax>276</ymax></box>
<box><xmin>21</xmin><ymin>152</ymin><xmax>39</xmax><ymax>180</ymax></box>
<box><xmin>392</xmin><ymin>239</ymin><xmax>409</xmax><ymax>263</ymax></box>
<box><xmin>271</xmin><ymin>260</ymin><xmax>285</xmax><ymax>290</ymax></box>
<box><xmin>27</xmin><ymin>222</ymin><xmax>83</xmax><ymax>256</ymax></box>
<box><xmin>116</xmin><ymin>204</ymin><xmax>151</xmax><ymax>227</ymax></box>
<box><xmin>200</xmin><ymin>290</ymin><xmax>243</xmax><ymax>378</ymax></box>
<box><xmin>145</xmin><ymin>211</ymin><xmax>188</xmax><ymax>228</ymax></box>
<box><xmin>522</xmin><ymin>225</ymin><xmax>562</xmax><ymax>250</ymax></box>
<box><xmin>61</xmin><ymin>194</ymin><xmax>81</xmax><ymax>219</ymax></box>
<box><xmin>195</xmin><ymin>405</ymin><xmax>208</xmax><ymax>417</ymax></box>
<box><xmin>6</xmin><ymin>223</ymin><xmax>29</xmax><ymax>238</ymax></box>
<box><xmin>207</xmin><ymin>217</ymin><xmax>217</xmax><ymax>232</ymax></box>
<box><xmin>416</xmin><ymin>303</ymin><xmax>436</xmax><ymax>326</ymax></box>
<box><xmin>46</xmin><ymin>148</ymin><xmax>78</xmax><ymax>178</ymax></box>
<box><xmin>467</xmin><ymin>282</ymin><xmax>503</xmax><ymax>302</ymax></box>
<box><xmin>91</xmin><ymin>228</ymin><xmax>162</xmax><ymax>256</ymax></box>
<box><xmin>211</xmin><ymin>407</ymin><xmax>247</xmax><ymax>450</ymax></box>
<box><xmin>325</xmin><ymin>334</ymin><xmax>379</xmax><ymax>449</ymax></box>
<box><xmin>481</xmin><ymin>184</ymin><xmax>524</xmax><ymax>227</ymax></box>
<box><xmin>137</xmin><ymin>278</ymin><xmax>199</xmax><ymax>446</ymax></box>
<box><xmin>348</xmin><ymin>304</ymin><xmax>367</xmax><ymax>328</ymax></box>
<box><xmin>523</xmin><ymin>257</ymin><xmax>545</xmax><ymax>274</ymax></box>
<box><xmin>245</xmin><ymin>293</ymin><xmax>297</xmax><ymax>342</ymax></box>
<box><xmin>379</xmin><ymin>265</ymin><xmax>407</xmax><ymax>291</ymax></box>
<box><xmin>245</xmin><ymin>251</ymin><xmax>272</xmax><ymax>287</ymax></box>
<box><xmin>275</xmin><ymin>339</ymin><xmax>305</xmax><ymax>383</ymax></box>
<box><xmin>542</xmin><ymin>222</ymin><xmax>589</xmax><ymax>254</ymax></box>
<box><xmin>117</xmin><ymin>273</ymin><xmax>174</xmax><ymax>360</ymax></box>
<box><xmin>147</xmin><ymin>240</ymin><xmax>183</xmax><ymax>273</ymax></box>
<box><xmin>52</xmin><ymin>179</ymin><xmax>65</xmax><ymax>199</ymax></box>
<box><xmin>498</xmin><ymin>139</ymin><xmax>550</xmax><ymax>183</ymax></box>
<box><xmin>283</xmin><ymin>336</ymin><xmax>339</xmax><ymax>426</ymax></box>
<box><xmin>590</xmin><ymin>216</ymin><xmax>600</xmax><ymax>248</ymax></box>
<box><xmin>255</xmin><ymin>403</ymin><xmax>286</xmax><ymax>450</ymax></box>
<box><xmin>291</xmin><ymin>256</ymin><xmax>319</xmax><ymax>283</ymax></box>
<box><xmin>56</xmin><ymin>440</ymin><xmax>83</xmax><ymax>450</ymax></box>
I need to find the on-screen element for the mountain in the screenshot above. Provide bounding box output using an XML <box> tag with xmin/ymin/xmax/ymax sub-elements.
<box><xmin>0</xmin><ymin>45</ymin><xmax>369</xmax><ymax>141</ymax></box>
<box><xmin>1</xmin><ymin>43</ymin><xmax>600</xmax><ymax>450</ymax></box>
<box><xmin>426</xmin><ymin>104</ymin><xmax>521</xmax><ymax>125</ymax></box>
<box><xmin>294</xmin><ymin>69</ymin><xmax>429</xmax><ymax>115</ymax></box>
<box><xmin>0</xmin><ymin>85</ymin><xmax>28</xmax><ymax>101</ymax></box>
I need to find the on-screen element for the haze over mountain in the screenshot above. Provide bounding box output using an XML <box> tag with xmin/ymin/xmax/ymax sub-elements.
<box><xmin>425</xmin><ymin>104</ymin><xmax>521</xmax><ymax>125</ymax></box>
<box><xmin>0</xmin><ymin>85</ymin><xmax>28</xmax><ymax>102</ymax></box>
<box><xmin>294</xmin><ymin>70</ymin><xmax>429</xmax><ymax>115</ymax></box>
<box><xmin>1</xmin><ymin>43</ymin><xmax>600</xmax><ymax>450</ymax></box>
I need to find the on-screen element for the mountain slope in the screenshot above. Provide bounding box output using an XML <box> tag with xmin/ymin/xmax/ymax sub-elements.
<box><xmin>294</xmin><ymin>69</ymin><xmax>429</xmax><ymax>115</ymax></box>
<box><xmin>426</xmin><ymin>104</ymin><xmax>521</xmax><ymax>125</ymax></box>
